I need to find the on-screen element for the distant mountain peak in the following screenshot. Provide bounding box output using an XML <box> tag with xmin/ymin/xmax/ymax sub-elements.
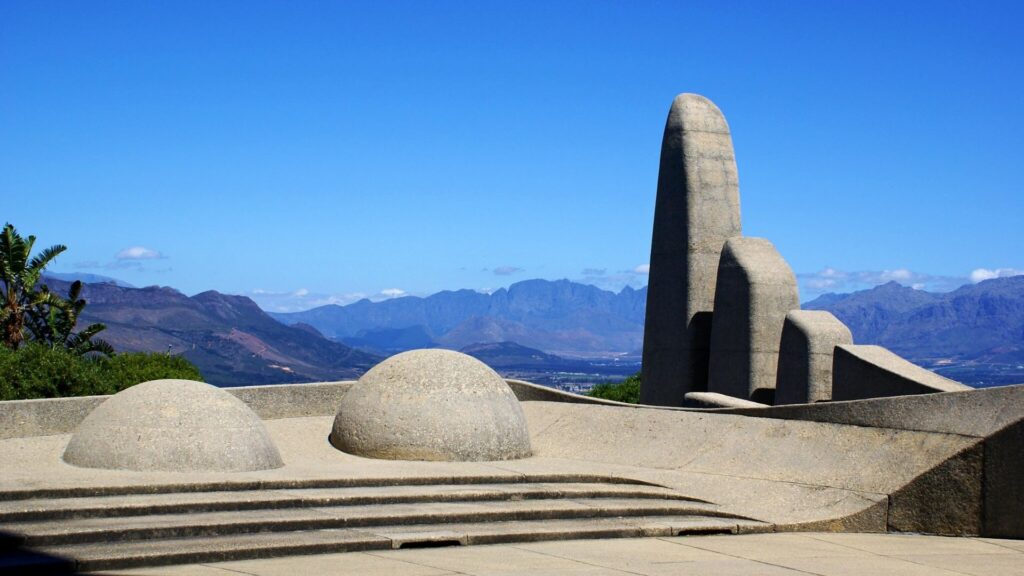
<box><xmin>805</xmin><ymin>276</ymin><xmax>1024</xmax><ymax>386</ymax></box>
<box><xmin>271</xmin><ymin>278</ymin><xmax>648</xmax><ymax>358</ymax></box>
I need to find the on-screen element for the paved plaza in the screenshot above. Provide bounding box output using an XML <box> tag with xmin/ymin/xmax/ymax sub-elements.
<box><xmin>100</xmin><ymin>533</ymin><xmax>1024</xmax><ymax>576</ymax></box>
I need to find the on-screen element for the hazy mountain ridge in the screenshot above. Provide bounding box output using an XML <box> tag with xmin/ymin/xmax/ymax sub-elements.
<box><xmin>805</xmin><ymin>277</ymin><xmax>1024</xmax><ymax>384</ymax></box>
<box><xmin>35</xmin><ymin>273</ymin><xmax>1024</xmax><ymax>388</ymax></box>
<box><xmin>272</xmin><ymin>280</ymin><xmax>647</xmax><ymax>357</ymax></box>
<box><xmin>41</xmin><ymin>278</ymin><xmax>379</xmax><ymax>386</ymax></box>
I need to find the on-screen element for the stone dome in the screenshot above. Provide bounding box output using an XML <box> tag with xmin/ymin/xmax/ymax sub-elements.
<box><xmin>63</xmin><ymin>379</ymin><xmax>283</xmax><ymax>472</ymax></box>
<box><xmin>331</xmin><ymin>349</ymin><xmax>532</xmax><ymax>461</ymax></box>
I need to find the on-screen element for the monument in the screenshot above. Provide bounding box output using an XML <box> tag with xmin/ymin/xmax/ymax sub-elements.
<box><xmin>0</xmin><ymin>92</ymin><xmax>1021</xmax><ymax>573</ymax></box>
<box><xmin>707</xmin><ymin>237</ymin><xmax>800</xmax><ymax>403</ymax></box>
<box><xmin>641</xmin><ymin>93</ymin><xmax>742</xmax><ymax>406</ymax></box>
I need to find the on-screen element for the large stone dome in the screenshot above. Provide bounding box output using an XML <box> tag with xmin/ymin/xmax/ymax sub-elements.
<box><xmin>331</xmin><ymin>349</ymin><xmax>532</xmax><ymax>461</ymax></box>
<box><xmin>63</xmin><ymin>379</ymin><xmax>283</xmax><ymax>472</ymax></box>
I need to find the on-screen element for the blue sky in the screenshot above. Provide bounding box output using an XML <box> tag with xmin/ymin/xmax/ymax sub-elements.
<box><xmin>2</xmin><ymin>1</ymin><xmax>1022</xmax><ymax>311</ymax></box>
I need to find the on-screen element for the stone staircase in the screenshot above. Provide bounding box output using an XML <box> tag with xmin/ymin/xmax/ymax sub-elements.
<box><xmin>0</xmin><ymin>474</ymin><xmax>765</xmax><ymax>573</ymax></box>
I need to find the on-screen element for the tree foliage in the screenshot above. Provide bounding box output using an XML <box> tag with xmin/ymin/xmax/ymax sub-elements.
<box><xmin>0</xmin><ymin>223</ymin><xmax>67</xmax><ymax>349</ymax></box>
<box><xmin>587</xmin><ymin>372</ymin><xmax>641</xmax><ymax>403</ymax></box>
<box><xmin>0</xmin><ymin>223</ymin><xmax>205</xmax><ymax>400</ymax></box>
<box><xmin>0</xmin><ymin>223</ymin><xmax>112</xmax><ymax>355</ymax></box>
<box><xmin>101</xmin><ymin>352</ymin><xmax>203</xmax><ymax>392</ymax></box>
<box><xmin>0</xmin><ymin>344</ymin><xmax>205</xmax><ymax>401</ymax></box>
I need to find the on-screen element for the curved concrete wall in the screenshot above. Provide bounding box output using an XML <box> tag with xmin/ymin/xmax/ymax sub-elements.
<box><xmin>524</xmin><ymin>400</ymin><xmax>983</xmax><ymax>535</ymax></box>
<box><xmin>0</xmin><ymin>379</ymin><xmax>609</xmax><ymax>439</ymax></box>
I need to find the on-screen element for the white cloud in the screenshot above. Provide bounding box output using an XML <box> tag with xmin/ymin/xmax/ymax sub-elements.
<box><xmin>380</xmin><ymin>288</ymin><xmax>407</xmax><ymax>298</ymax></box>
<box><xmin>879</xmin><ymin>268</ymin><xmax>913</xmax><ymax>281</ymax></box>
<box><xmin>116</xmin><ymin>246</ymin><xmax>164</xmax><ymax>260</ymax></box>
<box><xmin>970</xmin><ymin>268</ymin><xmax>1024</xmax><ymax>283</ymax></box>
<box><xmin>797</xmin><ymin>267</ymin><xmax>968</xmax><ymax>301</ymax></box>
<box><xmin>246</xmin><ymin>289</ymin><xmax>369</xmax><ymax>313</ymax></box>
<box><xmin>493</xmin><ymin>266</ymin><xmax>523</xmax><ymax>276</ymax></box>
<box><xmin>633</xmin><ymin>264</ymin><xmax>650</xmax><ymax>274</ymax></box>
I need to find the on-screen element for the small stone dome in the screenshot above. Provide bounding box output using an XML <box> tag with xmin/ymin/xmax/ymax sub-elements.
<box><xmin>63</xmin><ymin>379</ymin><xmax>283</xmax><ymax>472</ymax></box>
<box><xmin>331</xmin><ymin>349</ymin><xmax>531</xmax><ymax>461</ymax></box>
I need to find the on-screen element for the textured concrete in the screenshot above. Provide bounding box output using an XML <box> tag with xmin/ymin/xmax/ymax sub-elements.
<box><xmin>712</xmin><ymin>383</ymin><xmax>1024</xmax><ymax>437</ymax></box>
<box><xmin>707</xmin><ymin>237</ymin><xmax>799</xmax><ymax>403</ymax></box>
<box><xmin>682</xmin><ymin>392</ymin><xmax>767</xmax><ymax>409</ymax></box>
<box><xmin>230</xmin><ymin>381</ymin><xmax>355</xmax><ymax>419</ymax></box>
<box><xmin>707</xmin><ymin>384</ymin><xmax>1024</xmax><ymax>539</ymax></box>
<box><xmin>0</xmin><ymin>391</ymin><xmax>1018</xmax><ymax>571</ymax></box>
<box><xmin>832</xmin><ymin>344</ymin><xmax>970</xmax><ymax>401</ymax></box>
<box><xmin>774</xmin><ymin>310</ymin><xmax>853</xmax><ymax>404</ymax></box>
<box><xmin>985</xmin><ymin>418</ymin><xmax>1024</xmax><ymax>538</ymax></box>
<box><xmin>62</xmin><ymin>379</ymin><xmax>283</xmax><ymax>472</ymax></box>
<box><xmin>887</xmin><ymin>443</ymin><xmax>983</xmax><ymax>535</ymax></box>
<box><xmin>0</xmin><ymin>379</ymin><xmax>598</xmax><ymax>440</ymax></box>
<box><xmin>0</xmin><ymin>394</ymin><xmax>106</xmax><ymax>439</ymax></box>
<box><xmin>332</xmin><ymin>350</ymin><xmax>531</xmax><ymax>461</ymax></box>
<box><xmin>641</xmin><ymin>93</ymin><xmax>742</xmax><ymax>407</ymax></box>
<box><xmin>523</xmin><ymin>402</ymin><xmax>975</xmax><ymax>500</ymax></box>
<box><xmin>92</xmin><ymin>533</ymin><xmax>1024</xmax><ymax>576</ymax></box>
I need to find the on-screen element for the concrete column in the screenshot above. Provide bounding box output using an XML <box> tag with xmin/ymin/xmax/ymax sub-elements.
<box><xmin>707</xmin><ymin>237</ymin><xmax>799</xmax><ymax>403</ymax></box>
<box><xmin>641</xmin><ymin>93</ymin><xmax>741</xmax><ymax>406</ymax></box>
<box><xmin>774</xmin><ymin>310</ymin><xmax>853</xmax><ymax>404</ymax></box>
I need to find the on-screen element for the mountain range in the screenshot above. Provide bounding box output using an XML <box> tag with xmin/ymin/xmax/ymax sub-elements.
<box><xmin>38</xmin><ymin>274</ymin><xmax>1024</xmax><ymax>387</ymax></box>
<box><xmin>271</xmin><ymin>279</ymin><xmax>647</xmax><ymax>358</ymax></box>
<box><xmin>804</xmin><ymin>277</ymin><xmax>1024</xmax><ymax>385</ymax></box>
<box><xmin>40</xmin><ymin>277</ymin><xmax>379</xmax><ymax>386</ymax></box>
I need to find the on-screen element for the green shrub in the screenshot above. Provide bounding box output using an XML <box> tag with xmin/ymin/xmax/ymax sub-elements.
<box><xmin>0</xmin><ymin>345</ymin><xmax>204</xmax><ymax>401</ymax></box>
<box><xmin>587</xmin><ymin>372</ymin><xmax>641</xmax><ymax>403</ymax></box>
<box><xmin>100</xmin><ymin>352</ymin><xmax>204</xmax><ymax>391</ymax></box>
<box><xmin>0</xmin><ymin>343</ymin><xmax>106</xmax><ymax>399</ymax></box>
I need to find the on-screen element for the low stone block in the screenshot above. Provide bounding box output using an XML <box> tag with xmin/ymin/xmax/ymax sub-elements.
<box><xmin>708</xmin><ymin>237</ymin><xmax>800</xmax><ymax>402</ymax></box>
<box><xmin>832</xmin><ymin>345</ymin><xmax>971</xmax><ymax>401</ymax></box>
<box><xmin>775</xmin><ymin>310</ymin><xmax>853</xmax><ymax>404</ymax></box>
<box><xmin>683</xmin><ymin>392</ymin><xmax>768</xmax><ymax>409</ymax></box>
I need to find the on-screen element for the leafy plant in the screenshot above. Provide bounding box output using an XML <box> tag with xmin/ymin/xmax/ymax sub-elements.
<box><xmin>587</xmin><ymin>372</ymin><xmax>641</xmax><ymax>403</ymax></box>
<box><xmin>100</xmin><ymin>352</ymin><xmax>203</xmax><ymax>391</ymax></box>
<box><xmin>26</xmin><ymin>280</ymin><xmax>113</xmax><ymax>356</ymax></box>
<box><xmin>0</xmin><ymin>223</ymin><xmax>111</xmax><ymax>355</ymax></box>
<box><xmin>0</xmin><ymin>223</ymin><xmax>66</xmax><ymax>349</ymax></box>
<box><xmin>0</xmin><ymin>344</ymin><xmax>205</xmax><ymax>401</ymax></box>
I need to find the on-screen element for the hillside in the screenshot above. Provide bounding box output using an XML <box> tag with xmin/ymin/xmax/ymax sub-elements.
<box><xmin>273</xmin><ymin>280</ymin><xmax>647</xmax><ymax>357</ymax></box>
<box><xmin>41</xmin><ymin>279</ymin><xmax>379</xmax><ymax>386</ymax></box>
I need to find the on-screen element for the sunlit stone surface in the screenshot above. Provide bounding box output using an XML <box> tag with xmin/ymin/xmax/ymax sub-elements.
<box><xmin>332</xmin><ymin>349</ymin><xmax>532</xmax><ymax>461</ymax></box>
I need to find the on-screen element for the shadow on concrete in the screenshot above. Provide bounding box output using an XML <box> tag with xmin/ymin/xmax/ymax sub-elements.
<box><xmin>0</xmin><ymin>530</ymin><xmax>78</xmax><ymax>575</ymax></box>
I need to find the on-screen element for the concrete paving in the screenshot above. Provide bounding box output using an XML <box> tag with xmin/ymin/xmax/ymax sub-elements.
<box><xmin>95</xmin><ymin>533</ymin><xmax>1024</xmax><ymax>575</ymax></box>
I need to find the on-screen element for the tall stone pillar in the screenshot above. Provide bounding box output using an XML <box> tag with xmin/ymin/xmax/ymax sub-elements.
<box><xmin>707</xmin><ymin>237</ymin><xmax>799</xmax><ymax>403</ymax></box>
<box><xmin>641</xmin><ymin>94</ymin><xmax>742</xmax><ymax>406</ymax></box>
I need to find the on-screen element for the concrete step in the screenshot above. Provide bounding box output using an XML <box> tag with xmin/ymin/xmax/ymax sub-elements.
<box><xmin>41</xmin><ymin>515</ymin><xmax>771</xmax><ymax>572</ymax></box>
<box><xmin>0</xmin><ymin>473</ymin><xmax>656</xmax><ymax>501</ymax></box>
<box><xmin>10</xmin><ymin>497</ymin><xmax>748</xmax><ymax>546</ymax></box>
<box><xmin>0</xmin><ymin>475</ymin><xmax>763</xmax><ymax>572</ymax></box>
<box><xmin>0</xmin><ymin>482</ymin><xmax>703</xmax><ymax>522</ymax></box>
